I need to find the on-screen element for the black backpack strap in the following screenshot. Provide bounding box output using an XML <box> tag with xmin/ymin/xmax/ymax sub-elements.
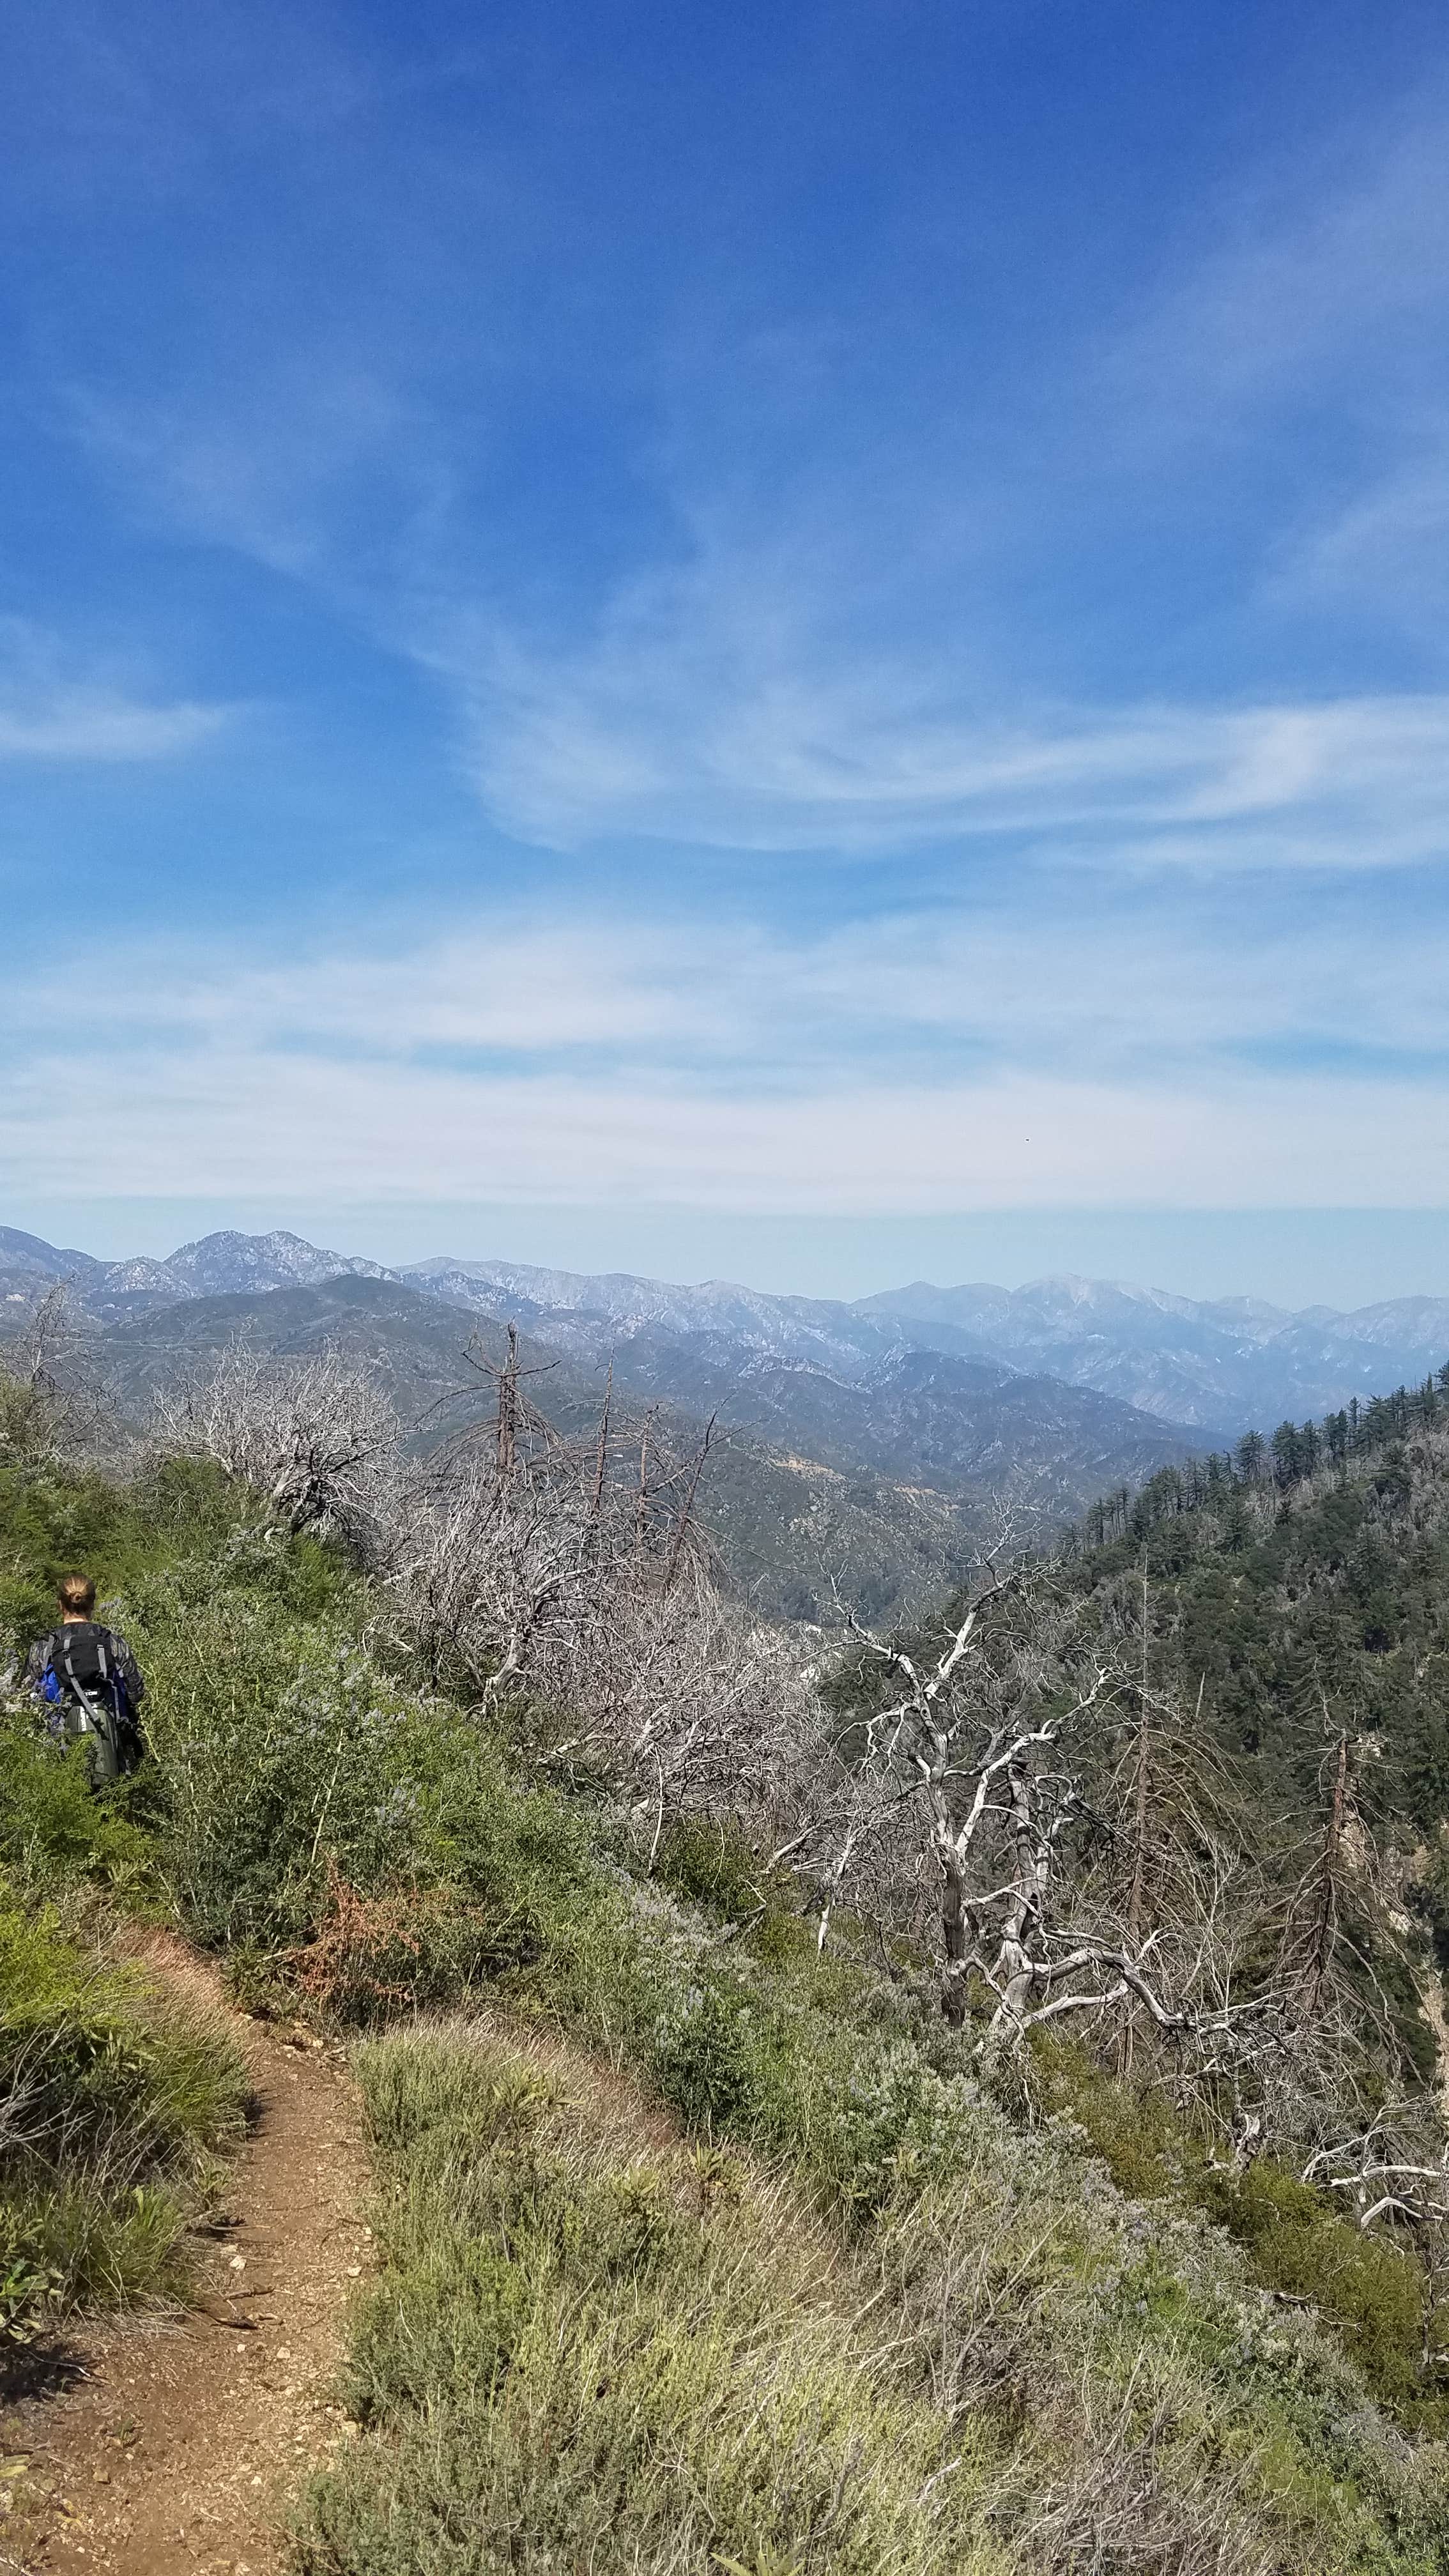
<box><xmin>56</xmin><ymin>1627</ymin><xmax>86</xmax><ymax>1706</ymax></box>
<box><xmin>57</xmin><ymin>1629</ymin><xmax>109</xmax><ymax>1726</ymax></box>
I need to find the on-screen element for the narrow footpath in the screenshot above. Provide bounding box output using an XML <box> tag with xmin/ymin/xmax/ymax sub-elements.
<box><xmin>1</xmin><ymin>1940</ymin><xmax>369</xmax><ymax>2576</ymax></box>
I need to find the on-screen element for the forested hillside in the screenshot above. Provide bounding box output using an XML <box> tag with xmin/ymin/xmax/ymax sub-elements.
<box><xmin>1064</xmin><ymin>1368</ymin><xmax>1449</xmax><ymax>1924</ymax></box>
<box><xmin>4</xmin><ymin>1337</ymin><xmax>1449</xmax><ymax>2573</ymax></box>
<box><xmin>826</xmin><ymin>1364</ymin><xmax>1449</xmax><ymax>2177</ymax></box>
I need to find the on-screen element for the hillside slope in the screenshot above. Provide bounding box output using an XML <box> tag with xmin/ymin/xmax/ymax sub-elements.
<box><xmin>3</xmin><ymin>1415</ymin><xmax>1449</xmax><ymax>2573</ymax></box>
<box><xmin>83</xmin><ymin>1276</ymin><xmax>981</xmax><ymax>1620</ymax></box>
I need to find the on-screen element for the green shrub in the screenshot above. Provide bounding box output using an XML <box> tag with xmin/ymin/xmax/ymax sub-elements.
<box><xmin>651</xmin><ymin>1975</ymin><xmax>761</xmax><ymax>2131</ymax></box>
<box><xmin>116</xmin><ymin>1563</ymin><xmax>594</xmax><ymax>1997</ymax></box>
<box><xmin>0</xmin><ymin>1713</ymin><xmax>159</xmax><ymax>1904</ymax></box>
<box><xmin>654</xmin><ymin>1814</ymin><xmax>768</xmax><ymax>1920</ymax></box>
<box><xmin>0</xmin><ymin>1889</ymin><xmax>248</xmax><ymax>2335</ymax></box>
<box><xmin>1032</xmin><ymin>2033</ymin><xmax>1447</xmax><ymax>2430</ymax></box>
<box><xmin>1204</xmin><ymin>2159</ymin><xmax>1432</xmax><ymax>2419</ymax></box>
<box><xmin>0</xmin><ymin>1453</ymin><xmax>255</xmax><ymax>1666</ymax></box>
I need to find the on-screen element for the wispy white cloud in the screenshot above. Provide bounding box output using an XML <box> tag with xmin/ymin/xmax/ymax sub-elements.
<box><xmin>101</xmin><ymin>896</ymin><xmax>1449</xmax><ymax>1076</ymax></box>
<box><xmin>1</xmin><ymin>1036</ymin><xmax>1443</xmax><ymax>1214</ymax></box>
<box><xmin>463</xmin><ymin>615</ymin><xmax>1449</xmax><ymax>864</ymax></box>
<box><xmin>1109</xmin><ymin>84</ymin><xmax>1449</xmax><ymax>667</ymax></box>
<box><xmin>1110</xmin><ymin>91</ymin><xmax>1449</xmax><ymax>431</ymax></box>
<box><xmin>0</xmin><ymin>1</ymin><xmax>374</xmax><ymax>213</ymax></box>
<box><xmin>1266</xmin><ymin>438</ymin><xmax>1449</xmax><ymax>634</ymax></box>
<box><xmin>71</xmin><ymin>368</ymin><xmax>441</xmax><ymax>590</ymax></box>
<box><xmin>0</xmin><ymin>620</ymin><xmax>232</xmax><ymax>763</ymax></box>
<box><xmin>164</xmin><ymin>920</ymin><xmax>739</xmax><ymax>1055</ymax></box>
<box><xmin>0</xmin><ymin>690</ymin><xmax>227</xmax><ymax>762</ymax></box>
<box><xmin>57</xmin><ymin>68</ymin><xmax>1449</xmax><ymax>865</ymax></box>
<box><xmin>1</xmin><ymin>893</ymin><xmax>1443</xmax><ymax>1229</ymax></box>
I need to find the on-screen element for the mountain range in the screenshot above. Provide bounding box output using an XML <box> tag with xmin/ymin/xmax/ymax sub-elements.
<box><xmin>6</xmin><ymin>1221</ymin><xmax>1448</xmax><ymax>1618</ymax></box>
<box><xmin>404</xmin><ymin>1253</ymin><xmax>1449</xmax><ymax>1436</ymax></box>
<box><xmin>10</xmin><ymin>1224</ymin><xmax>1445</xmax><ymax>1434</ymax></box>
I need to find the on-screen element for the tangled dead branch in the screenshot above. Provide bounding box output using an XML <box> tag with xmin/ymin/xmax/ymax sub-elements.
<box><xmin>153</xmin><ymin>1340</ymin><xmax>399</xmax><ymax>1552</ymax></box>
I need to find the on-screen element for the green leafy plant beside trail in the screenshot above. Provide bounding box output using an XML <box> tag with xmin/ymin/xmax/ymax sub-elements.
<box><xmin>0</xmin><ymin>1890</ymin><xmax>247</xmax><ymax>2343</ymax></box>
<box><xmin>0</xmin><ymin>1448</ymin><xmax>313</xmax><ymax>2342</ymax></box>
<box><xmin>302</xmin><ymin>2017</ymin><xmax>1449</xmax><ymax>2576</ymax></box>
<box><xmin>126</xmin><ymin>1554</ymin><xmax>594</xmax><ymax>1997</ymax></box>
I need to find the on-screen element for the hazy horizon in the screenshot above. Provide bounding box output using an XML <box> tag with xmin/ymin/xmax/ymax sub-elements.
<box><xmin>8</xmin><ymin>1199</ymin><xmax>1449</xmax><ymax>1315</ymax></box>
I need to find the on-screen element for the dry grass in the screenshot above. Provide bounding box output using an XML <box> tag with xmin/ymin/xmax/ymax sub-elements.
<box><xmin>296</xmin><ymin>2020</ymin><xmax>1006</xmax><ymax>2576</ymax></box>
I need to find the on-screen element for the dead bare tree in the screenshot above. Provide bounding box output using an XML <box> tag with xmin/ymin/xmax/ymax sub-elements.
<box><xmin>1082</xmin><ymin>1573</ymin><xmax>1257</xmax><ymax>2089</ymax></box>
<box><xmin>390</xmin><ymin>1376</ymin><xmax>823</xmax><ymax>1846</ymax></box>
<box><xmin>588</xmin><ymin>1356</ymin><xmax>613</xmax><ymax>1531</ymax></box>
<box><xmin>496</xmin><ymin>1321</ymin><xmax>519</xmax><ymax>1481</ymax></box>
<box><xmin>0</xmin><ymin>1284</ymin><xmax>112</xmax><ymax>1466</ymax></box>
<box><xmin>661</xmin><ymin>1412</ymin><xmax>716</xmax><ymax>1595</ymax></box>
<box><xmin>1289</xmin><ymin>1717</ymin><xmax>1351</xmax><ymax>2021</ymax></box>
<box><xmin>1302</xmin><ymin>2108</ymin><xmax>1449</xmax><ymax>2235</ymax></box>
<box><xmin>1126</xmin><ymin>1560</ymin><xmax>1152</xmax><ymax>1954</ymax></box>
<box><xmin>154</xmin><ymin>1339</ymin><xmax>399</xmax><ymax>1552</ymax></box>
<box><xmin>809</xmin><ymin>1554</ymin><xmax>1292</xmax><ymax>2097</ymax></box>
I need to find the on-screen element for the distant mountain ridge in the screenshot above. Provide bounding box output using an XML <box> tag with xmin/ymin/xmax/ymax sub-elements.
<box><xmin>857</xmin><ymin>1274</ymin><xmax>1449</xmax><ymax>1432</ymax></box>
<box><xmin>5</xmin><ymin>1222</ymin><xmax>1448</xmax><ymax>1441</ymax></box>
<box><xmin>405</xmin><ymin>1254</ymin><xmax>1449</xmax><ymax>1436</ymax></box>
<box><xmin>0</xmin><ymin>1227</ymin><xmax>1218</xmax><ymax>1621</ymax></box>
<box><xmin>0</xmin><ymin>1225</ymin><xmax>394</xmax><ymax>1323</ymax></box>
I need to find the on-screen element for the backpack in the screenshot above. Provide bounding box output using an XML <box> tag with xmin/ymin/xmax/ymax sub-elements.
<box><xmin>40</xmin><ymin>1625</ymin><xmax>135</xmax><ymax>1788</ymax></box>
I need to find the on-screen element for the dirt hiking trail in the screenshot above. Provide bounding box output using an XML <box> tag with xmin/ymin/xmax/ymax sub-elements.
<box><xmin>1</xmin><ymin>1936</ymin><xmax>370</xmax><ymax>2576</ymax></box>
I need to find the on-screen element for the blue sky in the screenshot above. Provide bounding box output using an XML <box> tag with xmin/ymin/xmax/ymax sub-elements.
<box><xmin>4</xmin><ymin>0</ymin><xmax>1449</xmax><ymax>1304</ymax></box>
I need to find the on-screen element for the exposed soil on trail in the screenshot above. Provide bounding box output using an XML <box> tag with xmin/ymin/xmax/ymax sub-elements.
<box><xmin>0</xmin><ymin>1938</ymin><xmax>369</xmax><ymax>2576</ymax></box>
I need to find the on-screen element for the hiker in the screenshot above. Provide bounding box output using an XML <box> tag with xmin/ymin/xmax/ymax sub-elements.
<box><xmin>24</xmin><ymin>1574</ymin><xmax>146</xmax><ymax>1788</ymax></box>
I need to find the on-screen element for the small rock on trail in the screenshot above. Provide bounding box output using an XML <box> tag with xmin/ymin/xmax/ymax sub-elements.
<box><xmin>1</xmin><ymin>1940</ymin><xmax>369</xmax><ymax>2575</ymax></box>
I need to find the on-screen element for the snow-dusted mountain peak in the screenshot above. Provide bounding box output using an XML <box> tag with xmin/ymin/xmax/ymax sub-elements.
<box><xmin>165</xmin><ymin>1229</ymin><xmax>397</xmax><ymax>1296</ymax></box>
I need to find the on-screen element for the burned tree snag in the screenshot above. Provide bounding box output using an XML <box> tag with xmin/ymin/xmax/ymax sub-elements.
<box><xmin>662</xmin><ymin>1413</ymin><xmax>717</xmax><ymax>1595</ymax></box>
<box><xmin>496</xmin><ymin>1322</ymin><xmax>519</xmax><ymax>1483</ymax></box>
<box><xmin>1300</xmin><ymin>1726</ymin><xmax>1350</xmax><ymax>2021</ymax></box>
